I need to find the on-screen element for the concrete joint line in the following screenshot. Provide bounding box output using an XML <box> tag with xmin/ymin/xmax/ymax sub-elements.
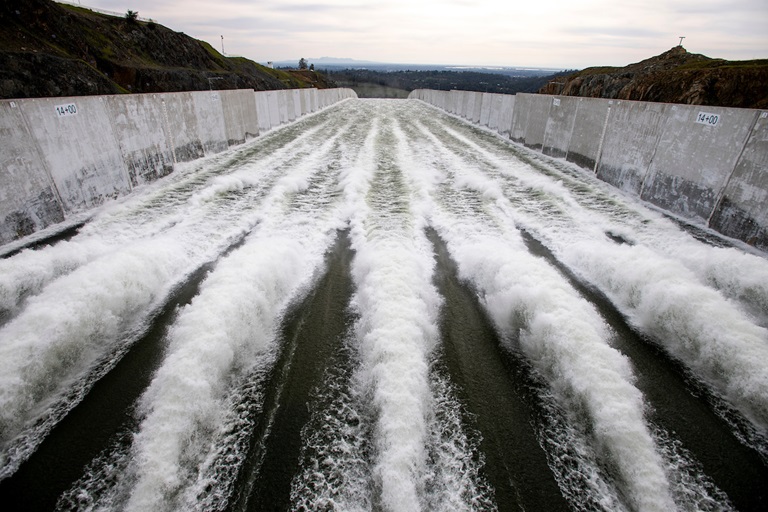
<box><xmin>161</xmin><ymin>99</ymin><xmax>178</xmax><ymax>165</ymax></box>
<box><xmin>638</xmin><ymin>106</ymin><xmax>672</xmax><ymax>199</ymax></box>
<box><xmin>593</xmin><ymin>103</ymin><xmax>612</xmax><ymax>174</ymax></box>
<box><xmin>706</xmin><ymin>110</ymin><xmax>762</xmax><ymax>227</ymax></box>
<box><xmin>563</xmin><ymin>99</ymin><xmax>581</xmax><ymax>162</ymax></box>
<box><xmin>539</xmin><ymin>99</ymin><xmax>555</xmax><ymax>150</ymax></box>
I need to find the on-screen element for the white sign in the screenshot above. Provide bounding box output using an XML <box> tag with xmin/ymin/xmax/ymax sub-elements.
<box><xmin>55</xmin><ymin>103</ymin><xmax>78</xmax><ymax>117</ymax></box>
<box><xmin>553</xmin><ymin>98</ymin><xmax>561</xmax><ymax>106</ymax></box>
<box><xmin>695</xmin><ymin>111</ymin><xmax>719</xmax><ymax>126</ymax></box>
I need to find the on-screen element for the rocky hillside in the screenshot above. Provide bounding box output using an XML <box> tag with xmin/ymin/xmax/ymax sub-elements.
<box><xmin>539</xmin><ymin>46</ymin><xmax>768</xmax><ymax>109</ymax></box>
<box><xmin>0</xmin><ymin>0</ymin><xmax>334</xmax><ymax>99</ymax></box>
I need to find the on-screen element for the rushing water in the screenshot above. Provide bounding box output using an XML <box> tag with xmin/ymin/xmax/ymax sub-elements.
<box><xmin>0</xmin><ymin>99</ymin><xmax>767</xmax><ymax>511</ymax></box>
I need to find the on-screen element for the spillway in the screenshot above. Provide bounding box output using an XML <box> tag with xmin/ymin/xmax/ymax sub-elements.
<box><xmin>0</xmin><ymin>99</ymin><xmax>767</xmax><ymax>511</ymax></box>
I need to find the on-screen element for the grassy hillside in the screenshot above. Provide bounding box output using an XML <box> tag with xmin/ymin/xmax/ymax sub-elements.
<box><xmin>0</xmin><ymin>0</ymin><xmax>333</xmax><ymax>99</ymax></box>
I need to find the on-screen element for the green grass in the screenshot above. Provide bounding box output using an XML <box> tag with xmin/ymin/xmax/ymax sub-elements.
<box><xmin>572</xmin><ymin>67</ymin><xmax>621</xmax><ymax>77</ymax></box>
<box><xmin>676</xmin><ymin>58</ymin><xmax>768</xmax><ymax>70</ymax></box>
<box><xmin>256</xmin><ymin>66</ymin><xmax>308</xmax><ymax>87</ymax></box>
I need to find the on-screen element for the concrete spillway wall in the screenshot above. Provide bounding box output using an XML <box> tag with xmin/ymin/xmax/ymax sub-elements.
<box><xmin>0</xmin><ymin>87</ymin><xmax>356</xmax><ymax>246</ymax></box>
<box><xmin>410</xmin><ymin>89</ymin><xmax>768</xmax><ymax>251</ymax></box>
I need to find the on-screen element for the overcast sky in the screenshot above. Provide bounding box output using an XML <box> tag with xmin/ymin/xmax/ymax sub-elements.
<box><xmin>69</xmin><ymin>0</ymin><xmax>768</xmax><ymax>69</ymax></box>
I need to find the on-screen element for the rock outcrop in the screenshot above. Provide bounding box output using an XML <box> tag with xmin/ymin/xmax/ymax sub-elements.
<box><xmin>0</xmin><ymin>0</ymin><xmax>334</xmax><ymax>99</ymax></box>
<box><xmin>539</xmin><ymin>46</ymin><xmax>768</xmax><ymax>109</ymax></box>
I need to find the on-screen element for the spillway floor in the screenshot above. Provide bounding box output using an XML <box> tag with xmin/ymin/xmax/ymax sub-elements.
<box><xmin>1</xmin><ymin>99</ymin><xmax>767</xmax><ymax>511</ymax></box>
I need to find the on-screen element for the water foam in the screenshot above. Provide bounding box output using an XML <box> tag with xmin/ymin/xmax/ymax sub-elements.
<box><xmin>122</xmin><ymin>117</ymin><xmax>356</xmax><ymax>510</ymax></box>
<box><xmin>565</xmin><ymin>241</ymin><xmax>768</xmax><ymax>434</ymax></box>
<box><xmin>0</xmin><ymin>236</ymin><xmax>193</xmax><ymax>477</ymax></box>
<box><xmin>345</xmin><ymin>107</ymin><xmax>441</xmax><ymax>510</ymax></box>
<box><xmin>425</xmin><ymin>364</ymin><xmax>496</xmax><ymax>511</ymax></box>
<box><xmin>414</xmin><ymin>106</ymin><xmax>768</xmax><ymax>453</ymax></box>
<box><xmin>401</xmin><ymin>117</ymin><xmax>676</xmax><ymax>511</ymax></box>
<box><xmin>290</xmin><ymin>333</ymin><xmax>374</xmax><ymax>512</ymax></box>
<box><xmin>6</xmin><ymin>98</ymin><xmax>765</xmax><ymax>510</ymax></box>
<box><xmin>435</xmin><ymin>219</ymin><xmax>674</xmax><ymax>511</ymax></box>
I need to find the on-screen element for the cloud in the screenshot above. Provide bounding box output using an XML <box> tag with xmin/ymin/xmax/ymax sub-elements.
<box><xmin>75</xmin><ymin>0</ymin><xmax>768</xmax><ymax>68</ymax></box>
<box><xmin>563</xmin><ymin>27</ymin><xmax>670</xmax><ymax>39</ymax></box>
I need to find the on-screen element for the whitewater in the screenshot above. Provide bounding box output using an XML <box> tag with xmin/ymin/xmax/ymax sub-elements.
<box><xmin>0</xmin><ymin>99</ymin><xmax>766</xmax><ymax>511</ymax></box>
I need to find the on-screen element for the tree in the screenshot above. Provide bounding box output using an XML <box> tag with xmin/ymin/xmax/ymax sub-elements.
<box><xmin>125</xmin><ymin>10</ymin><xmax>139</xmax><ymax>23</ymax></box>
<box><xmin>298</xmin><ymin>58</ymin><xmax>308</xmax><ymax>70</ymax></box>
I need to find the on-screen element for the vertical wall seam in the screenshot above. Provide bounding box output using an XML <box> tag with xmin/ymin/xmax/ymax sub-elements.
<box><xmin>706</xmin><ymin>110</ymin><xmax>762</xmax><ymax>227</ymax></box>
<box><xmin>638</xmin><ymin>105</ymin><xmax>672</xmax><ymax>199</ymax></box>
<box><xmin>161</xmin><ymin>97</ymin><xmax>178</xmax><ymax>165</ymax></box>
<box><xmin>541</xmin><ymin>97</ymin><xmax>554</xmax><ymax>149</ymax></box>
<box><xmin>593</xmin><ymin>101</ymin><xmax>612</xmax><ymax>174</ymax></box>
<box><xmin>564</xmin><ymin>98</ymin><xmax>581</xmax><ymax>161</ymax></box>
<box><xmin>541</xmin><ymin>97</ymin><xmax>553</xmax><ymax>151</ymax></box>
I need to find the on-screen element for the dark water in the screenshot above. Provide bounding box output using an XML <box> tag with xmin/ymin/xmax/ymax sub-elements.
<box><xmin>231</xmin><ymin>232</ymin><xmax>356</xmax><ymax>511</ymax></box>
<box><xmin>520</xmin><ymin>229</ymin><xmax>768</xmax><ymax>511</ymax></box>
<box><xmin>0</xmin><ymin>234</ymin><xmax>252</xmax><ymax>512</ymax></box>
<box><xmin>429</xmin><ymin>229</ymin><xmax>570</xmax><ymax>511</ymax></box>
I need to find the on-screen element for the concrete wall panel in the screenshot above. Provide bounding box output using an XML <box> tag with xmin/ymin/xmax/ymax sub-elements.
<box><xmin>509</xmin><ymin>94</ymin><xmax>532</xmax><ymax>142</ymax></box>
<box><xmin>596</xmin><ymin>100</ymin><xmax>668</xmax><ymax>195</ymax></box>
<box><xmin>159</xmin><ymin>92</ymin><xmax>205</xmax><ymax>162</ymax></box>
<box><xmin>455</xmin><ymin>91</ymin><xmax>466</xmax><ymax>117</ymax></box>
<box><xmin>487</xmin><ymin>94</ymin><xmax>502</xmax><ymax>130</ymax></box>
<box><xmin>284</xmin><ymin>90</ymin><xmax>296</xmax><ymax>121</ymax></box>
<box><xmin>710</xmin><ymin>112</ymin><xmax>768</xmax><ymax>249</ymax></box>
<box><xmin>19</xmin><ymin>96</ymin><xmax>131</xmax><ymax>213</ymax></box>
<box><xmin>277</xmin><ymin>91</ymin><xmax>289</xmax><ymax>124</ymax></box>
<box><xmin>497</xmin><ymin>94</ymin><xmax>515</xmax><ymax>137</ymax></box>
<box><xmin>461</xmin><ymin>92</ymin><xmax>473</xmax><ymax>119</ymax></box>
<box><xmin>300</xmin><ymin>89</ymin><xmax>309</xmax><ymax>115</ymax></box>
<box><xmin>640</xmin><ymin>105</ymin><xmax>756</xmax><ymax>222</ymax></box>
<box><xmin>255</xmin><ymin>91</ymin><xmax>272</xmax><ymax>132</ymax></box>
<box><xmin>220</xmin><ymin>89</ymin><xmax>259</xmax><ymax>146</ymax></box>
<box><xmin>565</xmin><ymin>97</ymin><xmax>610</xmax><ymax>171</ymax></box>
<box><xmin>479</xmin><ymin>93</ymin><xmax>493</xmax><ymax>127</ymax></box>
<box><xmin>447</xmin><ymin>91</ymin><xmax>457</xmax><ymax>115</ymax></box>
<box><xmin>0</xmin><ymin>100</ymin><xmax>64</xmax><ymax>244</ymax></box>
<box><xmin>448</xmin><ymin>90</ymin><xmax>460</xmax><ymax>114</ymax></box>
<box><xmin>266</xmin><ymin>91</ymin><xmax>280</xmax><ymax>128</ymax></box>
<box><xmin>437</xmin><ymin>91</ymin><xmax>449</xmax><ymax>111</ymax></box>
<box><xmin>104</xmin><ymin>93</ymin><xmax>174</xmax><ymax>187</ymax></box>
<box><xmin>189</xmin><ymin>91</ymin><xmax>228</xmax><ymax>156</ymax></box>
<box><xmin>511</xmin><ymin>94</ymin><xmax>551</xmax><ymax>148</ymax></box>
<box><xmin>472</xmin><ymin>92</ymin><xmax>483</xmax><ymax>124</ymax></box>
<box><xmin>542</xmin><ymin>96</ymin><xmax>578</xmax><ymax>159</ymax></box>
<box><xmin>292</xmin><ymin>90</ymin><xmax>302</xmax><ymax>120</ymax></box>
